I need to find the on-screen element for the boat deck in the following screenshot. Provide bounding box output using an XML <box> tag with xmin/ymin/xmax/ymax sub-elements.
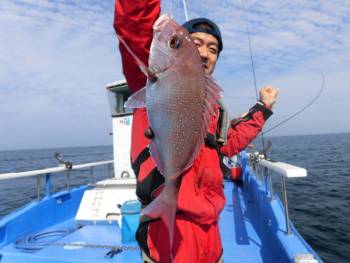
<box><xmin>1</xmin><ymin>219</ymin><xmax>140</xmax><ymax>262</ymax></box>
<box><xmin>220</xmin><ymin>181</ymin><xmax>283</xmax><ymax>263</ymax></box>
<box><xmin>0</xmin><ymin>180</ymin><xmax>315</xmax><ymax>262</ymax></box>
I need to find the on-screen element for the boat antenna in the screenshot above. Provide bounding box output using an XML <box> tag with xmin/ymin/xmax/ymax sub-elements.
<box><xmin>182</xmin><ymin>0</ymin><xmax>189</xmax><ymax>21</ymax></box>
<box><xmin>263</xmin><ymin>72</ymin><xmax>325</xmax><ymax>135</ymax></box>
<box><xmin>241</xmin><ymin>0</ymin><xmax>267</xmax><ymax>155</ymax></box>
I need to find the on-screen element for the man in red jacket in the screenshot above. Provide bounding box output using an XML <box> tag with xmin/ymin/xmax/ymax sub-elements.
<box><xmin>114</xmin><ymin>1</ymin><xmax>278</xmax><ymax>262</ymax></box>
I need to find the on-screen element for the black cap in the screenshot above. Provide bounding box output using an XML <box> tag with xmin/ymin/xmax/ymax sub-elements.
<box><xmin>182</xmin><ymin>17</ymin><xmax>223</xmax><ymax>54</ymax></box>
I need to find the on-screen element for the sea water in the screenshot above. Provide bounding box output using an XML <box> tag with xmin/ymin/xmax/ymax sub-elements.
<box><xmin>1</xmin><ymin>133</ymin><xmax>349</xmax><ymax>262</ymax></box>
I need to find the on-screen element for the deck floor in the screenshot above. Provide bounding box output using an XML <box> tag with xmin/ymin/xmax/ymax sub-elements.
<box><xmin>1</xmin><ymin>219</ymin><xmax>141</xmax><ymax>262</ymax></box>
<box><xmin>221</xmin><ymin>181</ymin><xmax>281</xmax><ymax>263</ymax></box>
<box><xmin>2</xmin><ymin>181</ymin><xmax>284</xmax><ymax>263</ymax></box>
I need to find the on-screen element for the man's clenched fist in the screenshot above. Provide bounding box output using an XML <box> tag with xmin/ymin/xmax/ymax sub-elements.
<box><xmin>259</xmin><ymin>85</ymin><xmax>279</xmax><ymax>109</ymax></box>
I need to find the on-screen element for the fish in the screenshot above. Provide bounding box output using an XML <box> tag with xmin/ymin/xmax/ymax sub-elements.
<box><xmin>119</xmin><ymin>14</ymin><xmax>221</xmax><ymax>260</ymax></box>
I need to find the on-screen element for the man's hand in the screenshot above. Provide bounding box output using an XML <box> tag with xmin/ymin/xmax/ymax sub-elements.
<box><xmin>259</xmin><ymin>86</ymin><xmax>279</xmax><ymax>109</ymax></box>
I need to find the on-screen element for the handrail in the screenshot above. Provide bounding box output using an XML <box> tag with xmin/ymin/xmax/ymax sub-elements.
<box><xmin>247</xmin><ymin>153</ymin><xmax>308</xmax><ymax>235</ymax></box>
<box><xmin>258</xmin><ymin>159</ymin><xmax>307</xmax><ymax>178</ymax></box>
<box><xmin>0</xmin><ymin>160</ymin><xmax>114</xmax><ymax>200</ymax></box>
<box><xmin>0</xmin><ymin>160</ymin><xmax>113</xmax><ymax>180</ymax></box>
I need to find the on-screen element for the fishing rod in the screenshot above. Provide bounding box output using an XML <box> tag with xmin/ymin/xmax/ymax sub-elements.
<box><xmin>240</xmin><ymin>0</ymin><xmax>267</xmax><ymax>154</ymax></box>
<box><xmin>239</xmin><ymin>2</ymin><xmax>325</xmax><ymax>149</ymax></box>
<box><xmin>182</xmin><ymin>0</ymin><xmax>189</xmax><ymax>21</ymax></box>
<box><xmin>263</xmin><ymin>72</ymin><xmax>325</xmax><ymax>135</ymax></box>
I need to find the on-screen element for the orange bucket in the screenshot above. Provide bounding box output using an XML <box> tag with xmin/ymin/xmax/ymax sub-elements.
<box><xmin>230</xmin><ymin>166</ymin><xmax>242</xmax><ymax>181</ymax></box>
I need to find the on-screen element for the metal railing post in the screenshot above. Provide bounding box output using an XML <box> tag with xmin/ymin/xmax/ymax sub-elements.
<box><xmin>108</xmin><ymin>163</ymin><xmax>113</xmax><ymax>178</ymax></box>
<box><xmin>45</xmin><ymin>173</ymin><xmax>52</xmax><ymax>197</ymax></box>
<box><xmin>281</xmin><ymin>176</ymin><xmax>291</xmax><ymax>235</ymax></box>
<box><xmin>269</xmin><ymin>172</ymin><xmax>274</xmax><ymax>201</ymax></box>
<box><xmin>89</xmin><ymin>167</ymin><xmax>94</xmax><ymax>185</ymax></box>
<box><xmin>36</xmin><ymin>176</ymin><xmax>41</xmax><ymax>200</ymax></box>
<box><xmin>264</xmin><ymin>167</ymin><xmax>269</xmax><ymax>194</ymax></box>
<box><xmin>65</xmin><ymin>170</ymin><xmax>70</xmax><ymax>191</ymax></box>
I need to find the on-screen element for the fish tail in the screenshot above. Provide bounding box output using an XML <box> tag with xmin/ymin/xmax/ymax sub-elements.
<box><xmin>142</xmin><ymin>177</ymin><xmax>179</xmax><ymax>261</ymax></box>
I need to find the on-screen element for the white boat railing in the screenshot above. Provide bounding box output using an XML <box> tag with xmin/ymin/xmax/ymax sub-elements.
<box><xmin>248</xmin><ymin>152</ymin><xmax>308</xmax><ymax>235</ymax></box>
<box><xmin>0</xmin><ymin>160</ymin><xmax>114</xmax><ymax>200</ymax></box>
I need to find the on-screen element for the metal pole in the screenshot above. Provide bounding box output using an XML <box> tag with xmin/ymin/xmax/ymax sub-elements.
<box><xmin>108</xmin><ymin>163</ymin><xmax>113</xmax><ymax>178</ymax></box>
<box><xmin>248</xmin><ymin>161</ymin><xmax>257</xmax><ymax>203</ymax></box>
<box><xmin>89</xmin><ymin>167</ymin><xmax>94</xmax><ymax>185</ymax></box>
<box><xmin>269</xmin><ymin>172</ymin><xmax>274</xmax><ymax>201</ymax></box>
<box><xmin>45</xmin><ymin>173</ymin><xmax>52</xmax><ymax>197</ymax></box>
<box><xmin>281</xmin><ymin>176</ymin><xmax>291</xmax><ymax>234</ymax></box>
<box><xmin>264</xmin><ymin>167</ymin><xmax>269</xmax><ymax>195</ymax></box>
<box><xmin>36</xmin><ymin>176</ymin><xmax>41</xmax><ymax>200</ymax></box>
<box><xmin>66</xmin><ymin>171</ymin><xmax>70</xmax><ymax>191</ymax></box>
<box><xmin>262</xmin><ymin>166</ymin><xmax>266</xmax><ymax>187</ymax></box>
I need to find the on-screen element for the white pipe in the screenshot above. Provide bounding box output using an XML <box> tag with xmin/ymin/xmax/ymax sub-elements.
<box><xmin>0</xmin><ymin>160</ymin><xmax>113</xmax><ymax>180</ymax></box>
<box><xmin>259</xmin><ymin>159</ymin><xmax>307</xmax><ymax>178</ymax></box>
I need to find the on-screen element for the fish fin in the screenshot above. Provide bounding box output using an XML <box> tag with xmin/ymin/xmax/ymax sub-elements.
<box><xmin>124</xmin><ymin>87</ymin><xmax>146</xmax><ymax>108</ymax></box>
<box><xmin>205</xmin><ymin>75</ymin><xmax>222</xmax><ymax>101</ymax></box>
<box><xmin>116</xmin><ymin>34</ymin><xmax>154</xmax><ymax>79</ymax></box>
<box><xmin>205</xmin><ymin>75</ymin><xmax>222</xmax><ymax>114</ymax></box>
<box><xmin>142</xmin><ymin>177</ymin><xmax>178</xmax><ymax>261</ymax></box>
<box><xmin>205</xmin><ymin>73</ymin><xmax>222</xmax><ymax>110</ymax></box>
<box><xmin>199</xmin><ymin>75</ymin><xmax>223</xmax><ymax>153</ymax></box>
<box><xmin>149</xmin><ymin>140</ymin><xmax>165</xmax><ymax>175</ymax></box>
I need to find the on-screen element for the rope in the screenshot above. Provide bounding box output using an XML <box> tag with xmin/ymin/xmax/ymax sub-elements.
<box><xmin>14</xmin><ymin>229</ymin><xmax>140</xmax><ymax>253</ymax></box>
<box><xmin>15</xmin><ymin>229</ymin><xmax>72</xmax><ymax>253</ymax></box>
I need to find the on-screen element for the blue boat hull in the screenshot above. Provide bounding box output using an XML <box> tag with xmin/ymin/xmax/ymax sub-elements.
<box><xmin>0</xmin><ymin>168</ymin><xmax>322</xmax><ymax>262</ymax></box>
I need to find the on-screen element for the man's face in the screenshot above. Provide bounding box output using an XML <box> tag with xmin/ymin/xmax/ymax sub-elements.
<box><xmin>191</xmin><ymin>32</ymin><xmax>219</xmax><ymax>75</ymax></box>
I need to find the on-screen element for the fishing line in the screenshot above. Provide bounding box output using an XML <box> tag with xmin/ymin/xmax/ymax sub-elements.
<box><xmin>263</xmin><ymin>72</ymin><xmax>325</xmax><ymax>135</ymax></box>
<box><xmin>182</xmin><ymin>0</ymin><xmax>189</xmax><ymax>21</ymax></box>
<box><xmin>240</xmin><ymin>0</ymin><xmax>267</xmax><ymax>152</ymax></box>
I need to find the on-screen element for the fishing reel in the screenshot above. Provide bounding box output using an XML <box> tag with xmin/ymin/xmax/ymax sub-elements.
<box><xmin>54</xmin><ymin>152</ymin><xmax>73</xmax><ymax>169</ymax></box>
<box><xmin>248</xmin><ymin>139</ymin><xmax>272</xmax><ymax>169</ymax></box>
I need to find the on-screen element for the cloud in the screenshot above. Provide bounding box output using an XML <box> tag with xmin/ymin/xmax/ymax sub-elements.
<box><xmin>169</xmin><ymin>0</ymin><xmax>350</xmax><ymax>137</ymax></box>
<box><xmin>0</xmin><ymin>0</ymin><xmax>349</xmax><ymax>150</ymax></box>
<box><xmin>0</xmin><ymin>0</ymin><xmax>121</xmax><ymax>150</ymax></box>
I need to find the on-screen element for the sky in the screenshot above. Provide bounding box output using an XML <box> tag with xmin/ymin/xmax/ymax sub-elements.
<box><xmin>0</xmin><ymin>0</ymin><xmax>349</xmax><ymax>151</ymax></box>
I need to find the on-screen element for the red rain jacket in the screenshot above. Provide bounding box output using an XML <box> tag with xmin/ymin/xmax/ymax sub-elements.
<box><xmin>114</xmin><ymin>1</ymin><xmax>272</xmax><ymax>262</ymax></box>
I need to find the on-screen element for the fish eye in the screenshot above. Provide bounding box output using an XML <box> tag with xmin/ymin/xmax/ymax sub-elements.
<box><xmin>168</xmin><ymin>35</ymin><xmax>182</xmax><ymax>49</ymax></box>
